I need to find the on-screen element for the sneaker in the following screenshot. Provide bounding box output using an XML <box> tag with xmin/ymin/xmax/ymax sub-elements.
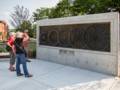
<box><xmin>17</xmin><ymin>73</ymin><xmax>24</xmax><ymax>76</ymax></box>
<box><xmin>26</xmin><ymin>59</ymin><xmax>31</xmax><ymax>62</ymax></box>
<box><xmin>25</xmin><ymin>74</ymin><xmax>33</xmax><ymax>78</ymax></box>
<box><xmin>9</xmin><ymin>67</ymin><xmax>16</xmax><ymax>72</ymax></box>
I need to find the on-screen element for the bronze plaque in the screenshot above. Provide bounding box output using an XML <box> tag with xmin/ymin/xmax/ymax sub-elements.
<box><xmin>39</xmin><ymin>23</ymin><xmax>110</xmax><ymax>52</ymax></box>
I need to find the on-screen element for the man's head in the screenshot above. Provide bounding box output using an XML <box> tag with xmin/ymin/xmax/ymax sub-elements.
<box><xmin>9</xmin><ymin>32</ymin><xmax>16</xmax><ymax>37</ymax></box>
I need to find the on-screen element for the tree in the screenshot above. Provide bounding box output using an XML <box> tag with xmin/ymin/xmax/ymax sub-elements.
<box><xmin>73</xmin><ymin>0</ymin><xmax>120</xmax><ymax>15</ymax></box>
<box><xmin>10</xmin><ymin>5</ymin><xmax>36</xmax><ymax>38</ymax></box>
<box><xmin>33</xmin><ymin>0</ymin><xmax>120</xmax><ymax>21</ymax></box>
<box><xmin>33</xmin><ymin>0</ymin><xmax>73</xmax><ymax>20</ymax></box>
<box><xmin>33</xmin><ymin>8</ymin><xmax>51</xmax><ymax>21</ymax></box>
<box><xmin>50</xmin><ymin>0</ymin><xmax>72</xmax><ymax>18</ymax></box>
<box><xmin>18</xmin><ymin>20</ymin><xmax>36</xmax><ymax>37</ymax></box>
<box><xmin>10</xmin><ymin>5</ymin><xmax>30</xmax><ymax>30</ymax></box>
<box><xmin>30</xmin><ymin>24</ymin><xmax>36</xmax><ymax>38</ymax></box>
<box><xmin>18</xmin><ymin>20</ymin><xmax>31</xmax><ymax>32</ymax></box>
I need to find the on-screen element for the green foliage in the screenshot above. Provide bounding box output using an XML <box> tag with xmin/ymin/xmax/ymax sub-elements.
<box><xmin>0</xmin><ymin>43</ymin><xmax>7</xmax><ymax>52</ymax></box>
<box><xmin>50</xmin><ymin>0</ymin><xmax>72</xmax><ymax>18</ymax></box>
<box><xmin>28</xmin><ymin>40</ymin><xmax>36</xmax><ymax>58</ymax></box>
<box><xmin>33</xmin><ymin>0</ymin><xmax>72</xmax><ymax>20</ymax></box>
<box><xmin>31</xmin><ymin>24</ymin><xmax>36</xmax><ymax>38</ymax></box>
<box><xmin>16</xmin><ymin>20</ymin><xmax>31</xmax><ymax>32</ymax></box>
<box><xmin>0</xmin><ymin>32</ymin><xmax>2</xmax><ymax>36</ymax></box>
<box><xmin>73</xmin><ymin>0</ymin><xmax>120</xmax><ymax>14</ymax></box>
<box><xmin>10</xmin><ymin>5</ymin><xmax>36</xmax><ymax>38</ymax></box>
<box><xmin>10</xmin><ymin>5</ymin><xmax>30</xmax><ymax>28</ymax></box>
<box><xmin>0</xmin><ymin>47</ymin><xmax>6</xmax><ymax>52</ymax></box>
<box><xmin>28</xmin><ymin>24</ymin><xmax>36</xmax><ymax>38</ymax></box>
<box><xmin>33</xmin><ymin>0</ymin><xmax>120</xmax><ymax>21</ymax></box>
<box><xmin>18</xmin><ymin>21</ymin><xmax>36</xmax><ymax>38</ymax></box>
<box><xmin>33</xmin><ymin>8</ymin><xmax>51</xmax><ymax>20</ymax></box>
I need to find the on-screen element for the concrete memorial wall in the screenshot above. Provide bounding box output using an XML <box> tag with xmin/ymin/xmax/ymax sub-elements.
<box><xmin>36</xmin><ymin>12</ymin><xmax>120</xmax><ymax>76</ymax></box>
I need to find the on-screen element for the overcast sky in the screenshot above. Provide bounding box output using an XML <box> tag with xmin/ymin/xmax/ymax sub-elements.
<box><xmin>0</xmin><ymin>0</ymin><xmax>59</xmax><ymax>29</ymax></box>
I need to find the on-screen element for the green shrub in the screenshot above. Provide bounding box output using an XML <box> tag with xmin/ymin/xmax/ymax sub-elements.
<box><xmin>0</xmin><ymin>42</ymin><xmax>7</xmax><ymax>52</ymax></box>
<box><xmin>0</xmin><ymin>47</ymin><xmax>7</xmax><ymax>52</ymax></box>
<box><xmin>28</xmin><ymin>39</ymin><xmax>36</xmax><ymax>58</ymax></box>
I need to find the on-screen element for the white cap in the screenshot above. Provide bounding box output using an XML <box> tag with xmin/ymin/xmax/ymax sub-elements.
<box><xmin>16</xmin><ymin>31</ymin><xmax>23</xmax><ymax>38</ymax></box>
<box><xmin>9</xmin><ymin>32</ymin><xmax>16</xmax><ymax>36</ymax></box>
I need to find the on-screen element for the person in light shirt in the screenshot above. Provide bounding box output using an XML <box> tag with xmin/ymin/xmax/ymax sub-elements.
<box><xmin>6</xmin><ymin>32</ymin><xmax>16</xmax><ymax>71</ymax></box>
<box><xmin>23</xmin><ymin>29</ymin><xmax>31</xmax><ymax>62</ymax></box>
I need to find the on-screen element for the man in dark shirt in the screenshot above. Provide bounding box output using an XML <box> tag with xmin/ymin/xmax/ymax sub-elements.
<box><xmin>14</xmin><ymin>32</ymin><xmax>32</xmax><ymax>77</ymax></box>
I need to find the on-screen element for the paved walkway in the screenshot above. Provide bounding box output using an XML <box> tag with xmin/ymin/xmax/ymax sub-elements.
<box><xmin>0</xmin><ymin>59</ymin><xmax>120</xmax><ymax>90</ymax></box>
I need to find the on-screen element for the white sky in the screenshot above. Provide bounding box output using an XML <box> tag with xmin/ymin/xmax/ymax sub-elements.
<box><xmin>0</xmin><ymin>0</ymin><xmax>59</xmax><ymax>29</ymax></box>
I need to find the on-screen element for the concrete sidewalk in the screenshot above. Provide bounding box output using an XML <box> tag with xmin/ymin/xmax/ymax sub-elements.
<box><xmin>0</xmin><ymin>59</ymin><xmax>119</xmax><ymax>90</ymax></box>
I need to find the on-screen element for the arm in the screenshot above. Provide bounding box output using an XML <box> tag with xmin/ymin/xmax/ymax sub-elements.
<box><xmin>23</xmin><ymin>33</ymin><xmax>29</xmax><ymax>42</ymax></box>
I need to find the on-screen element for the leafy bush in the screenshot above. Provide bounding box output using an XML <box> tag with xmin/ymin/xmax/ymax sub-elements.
<box><xmin>0</xmin><ymin>42</ymin><xmax>7</xmax><ymax>52</ymax></box>
<box><xmin>0</xmin><ymin>47</ymin><xmax>7</xmax><ymax>52</ymax></box>
<box><xmin>28</xmin><ymin>39</ymin><xmax>36</xmax><ymax>58</ymax></box>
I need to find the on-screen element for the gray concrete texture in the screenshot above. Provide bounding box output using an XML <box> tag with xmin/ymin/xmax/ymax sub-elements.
<box><xmin>0</xmin><ymin>59</ymin><xmax>120</xmax><ymax>90</ymax></box>
<box><xmin>36</xmin><ymin>12</ymin><xmax>120</xmax><ymax>76</ymax></box>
